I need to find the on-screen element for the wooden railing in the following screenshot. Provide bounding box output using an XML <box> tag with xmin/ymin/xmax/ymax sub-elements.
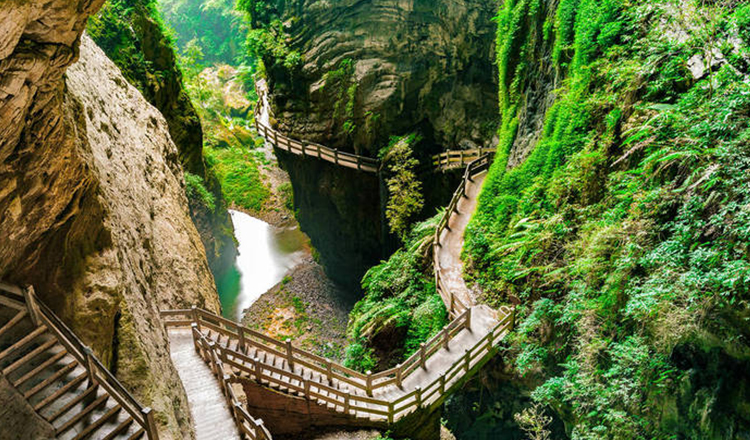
<box><xmin>433</xmin><ymin>154</ymin><xmax>494</xmax><ymax>318</ymax></box>
<box><xmin>253</xmin><ymin>85</ymin><xmax>494</xmax><ymax>174</ymax></box>
<box><xmin>160</xmin><ymin>306</ymin><xmax>514</xmax><ymax>425</ymax></box>
<box><xmin>162</xmin><ymin>307</ymin><xmax>472</xmax><ymax>397</ymax></box>
<box><xmin>432</xmin><ymin>148</ymin><xmax>494</xmax><ymax>171</ymax></box>
<box><xmin>191</xmin><ymin>326</ymin><xmax>273</xmax><ymax>440</ymax></box>
<box><xmin>0</xmin><ymin>282</ymin><xmax>159</xmax><ymax>439</ymax></box>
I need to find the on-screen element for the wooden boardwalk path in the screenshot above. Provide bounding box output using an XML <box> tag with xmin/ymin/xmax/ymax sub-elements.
<box><xmin>168</xmin><ymin>329</ymin><xmax>241</xmax><ymax>440</ymax></box>
<box><xmin>254</xmin><ymin>81</ymin><xmax>494</xmax><ymax>174</ymax></box>
<box><xmin>0</xmin><ymin>283</ymin><xmax>159</xmax><ymax>440</ymax></box>
<box><xmin>159</xmin><ymin>151</ymin><xmax>515</xmax><ymax>439</ymax></box>
<box><xmin>436</xmin><ymin>169</ymin><xmax>487</xmax><ymax>311</ymax></box>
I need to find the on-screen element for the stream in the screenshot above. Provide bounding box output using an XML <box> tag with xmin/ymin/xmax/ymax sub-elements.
<box><xmin>215</xmin><ymin>210</ymin><xmax>307</xmax><ymax>320</ymax></box>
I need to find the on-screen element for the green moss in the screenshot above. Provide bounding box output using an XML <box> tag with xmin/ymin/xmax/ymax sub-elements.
<box><xmin>461</xmin><ymin>0</ymin><xmax>750</xmax><ymax>437</ymax></box>
<box><xmin>204</xmin><ymin>145</ymin><xmax>269</xmax><ymax>213</ymax></box>
<box><xmin>344</xmin><ymin>216</ymin><xmax>447</xmax><ymax>371</ymax></box>
<box><xmin>184</xmin><ymin>172</ymin><xmax>216</xmax><ymax>212</ymax></box>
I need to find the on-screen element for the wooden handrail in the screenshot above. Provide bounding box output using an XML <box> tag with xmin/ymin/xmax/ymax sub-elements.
<box><xmin>161</xmin><ymin>305</ymin><xmax>514</xmax><ymax>424</ymax></box>
<box><xmin>433</xmin><ymin>153</ymin><xmax>494</xmax><ymax>317</ymax></box>
<box><xmin>191</xmin><ymin>325</ymin><xmax>272</xmax><ymax>440</ymax></box>
<box><xmin>161</xmin><ymin>305</ymin><xmax>473</xmax><ymax>396</ymax></box>
<box><xmin>0</xmin><ymin>283</ymin><xmax>158</xmax><ymax>440</ymax></box>
<box><xmin>253</xmin><ymin>84</ymin><xmax>495</xmax><ymax>174</ymax></box>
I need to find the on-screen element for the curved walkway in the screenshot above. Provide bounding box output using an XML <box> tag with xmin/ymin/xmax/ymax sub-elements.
<box><xmin>436</xmin><ymin>172</ymin><xmax>487</xmax><ymax>311</ymax></box>
<box><xmin>254</xmin><ymin>81</ymin><xmax>494</xmax><ymax>174</ymax></box>
<box><xmin>167</xmin><ymin>329</ymin><xmax>240</xmax><ymax>440</ymax></box>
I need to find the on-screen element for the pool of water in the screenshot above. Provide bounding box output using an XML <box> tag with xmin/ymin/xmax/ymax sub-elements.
<box><xmin>215</xmin><ymin>210</ymin><xmax>307</xmax><ymax>320</ymax></box>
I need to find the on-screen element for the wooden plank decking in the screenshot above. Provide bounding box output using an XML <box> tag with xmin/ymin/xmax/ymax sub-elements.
<box><xmin>168</xmin><ymin>329</ymin><xmax>241</xmax><ymax>440</ymax></box>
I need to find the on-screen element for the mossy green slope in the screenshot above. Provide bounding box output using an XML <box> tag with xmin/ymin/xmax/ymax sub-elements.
<box><xmin>462</xmin><ymin>1</ymin><xmax>750</xmax><ymax>438</ymax></box>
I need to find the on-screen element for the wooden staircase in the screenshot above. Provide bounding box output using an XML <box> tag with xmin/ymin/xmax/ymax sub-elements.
<box><xmin>0</xmin><ymin>283</ymin><xmax>157</xmax><ymax>439</ymax></box>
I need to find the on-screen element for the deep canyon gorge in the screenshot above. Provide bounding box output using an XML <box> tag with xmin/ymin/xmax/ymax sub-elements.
<box><xmin>2</xmin><ymin>0</ymin><xmax>750</xmax><ymax>439</ymax></box>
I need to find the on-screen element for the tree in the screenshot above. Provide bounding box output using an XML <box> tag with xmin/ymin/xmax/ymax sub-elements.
<box><xmin>383</xmin><ymin>135</ymin><xmax>424</xmax><ymax>241</ymax></box>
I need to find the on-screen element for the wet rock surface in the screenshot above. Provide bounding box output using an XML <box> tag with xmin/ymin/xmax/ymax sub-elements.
<box><xmin>0</xmin><ymin>2</ymin><xmax>221</xmax><ymax>433</ymax></box>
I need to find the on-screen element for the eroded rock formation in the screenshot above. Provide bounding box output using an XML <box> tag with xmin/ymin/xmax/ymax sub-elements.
<box><xmin>256</xmin><ymin>0</ymin><xmax>498</xmax><ymax>289</ymax></box>
<box><xmin>0</xmin><ymin>2</ymin><xmax>220</xmax><ymax>436</ymax></box>
<box><xmin>264</xmin><ymin>0</ymin><xmax>499</xmax><ymax>156</ymax></box>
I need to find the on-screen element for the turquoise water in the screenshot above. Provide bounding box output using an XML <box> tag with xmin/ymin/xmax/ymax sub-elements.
<box><xmin>216</xmin><ymin>210</ymin><xmax>307</xmax><ymax>320</ymax></box>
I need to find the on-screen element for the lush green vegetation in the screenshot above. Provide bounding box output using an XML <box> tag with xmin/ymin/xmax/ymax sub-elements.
<box><xmin>184</xmin><ymin>171</ymin><xmax>217</xmax><ymax>211</ymax></box>
<box><xmin>87</xmin><ymin>0</ymin><xmax>169</xmax><ymax>91</ymax></box>
<box><xmin>149</xmin><ymin>0</ymin><xmax>273</xmax><ymax>215</ymax></box>
<box><xmin>461</xmin><ymin>0</ymin><xmax>750</xmax><ymax>437</ymax></box>
<box><xmin>381</xmin><ymin>134</ymin><xmax>425</xmax><ymax>241</ymax></box>
<box><xmin>159</xmin><ymin>0</ymin><xmax>246</xmax><ymax>66</ymax></box>
<box><xmin>345</xmin><ymin>216</ymin><xmax>448</xmax><ymax>372</ymax></box>
<box><xmin>205</xmin><ymin>145</ymin><xmax>269</xmax><ymax>212</ymax></box>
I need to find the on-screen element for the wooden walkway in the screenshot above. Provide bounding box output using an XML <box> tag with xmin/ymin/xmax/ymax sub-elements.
<box><xmin>158</xmin><ymin>151</ymin><xmax>515</xmax><ymax>439</ymax></box>
<box><xmin>168</xmin><ymin>329</ymin><xmax>241</xmax><ymax>440</ymax></box>
<box><xmin>161</xmin><ymin>305</ymin><xmax>511</xmax><ymax>430</ymax></box>
<box><xmin>253</xmin><ymin>81</ymin><xmax>495</xmax><ymax>174</ymax></box>
<box><xmin>433</xmin><ymin>155</ymin><xmax>497</xmax><ymax>317</ymax></box>
<box><xmin>0</xmin><ymin>283</ymin><xmax>158</xmax><ymax>440</ymax></box>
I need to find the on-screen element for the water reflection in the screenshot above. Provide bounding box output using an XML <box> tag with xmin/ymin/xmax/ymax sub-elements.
<box><xmin>216</xmin><ymin>210</ymin><xmax>307</xmax><ymax>320</ymax></box>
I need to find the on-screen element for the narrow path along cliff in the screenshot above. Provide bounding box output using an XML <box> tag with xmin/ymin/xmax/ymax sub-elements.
<box><xmin>161</xmin><ymin>152</ymin><xmax>514</xmax><ymax>439</ymax></box>
<box><xmin>436</xmin><ymin>172</ymin><xmax>487</xmax><ymax>309</ymax></box>
<box><xmin>168</xmin><ymin>329</ymin><xmax>241</xmax><ymax>440</ymax></box>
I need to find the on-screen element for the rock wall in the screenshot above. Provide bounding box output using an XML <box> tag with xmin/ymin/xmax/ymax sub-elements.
<box><xmin>257</xmin><ymin>0</ymin><xmax>498</xmax><ymax>288</ymax></box>
<box><xmin>88</xmin><ymin>1</ymin><xmax>237</xmax><ymax>277</ymax></box>
<box><xmin>0</xmin><ymin>2</ymin><xmax>221</xmax><ymax>436</ymax></box>
<box><xmin>264</xmin><ymin>0</ymin><xmax>499</xmax><ymax>156</ymax></box>
<box><xmin>0</xmin><ymin>376</ymin><xmax>55</xmax><ymax>440</ymax></box>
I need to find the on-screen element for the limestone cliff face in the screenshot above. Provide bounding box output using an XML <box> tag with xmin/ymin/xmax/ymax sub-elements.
<box><xmin>265</xmin><ymin>0</ymin><xmax>499</xmax><ymax>156</ymax></box>
<box><xmin>0</xmin><ymin>1</ymin><xmax>220</xmax><ymax>436</ymax></box>
<box><xmin>88</xmin><ymin>1</ymin><xmax>237</xmax><ymax>277</ymax></box>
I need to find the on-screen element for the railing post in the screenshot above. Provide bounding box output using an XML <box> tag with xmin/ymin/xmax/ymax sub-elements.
<box><xmin>222</xmin><ymin>374</ymin><xmax>231</xmax><ymax>400</ymax></box>
<box><xmin>142</xmin><ymin>407</ymin><xmax>160</xmax><ymax>440</ymax></box>
<box><xmin>450</xmin><ymin>292</ymin><xmax>455</xmax><ymax>316</ymax></box>
<box><xmin>273</xmin><ymin>130</ymin><xmax>279</xmax><ymax>147</ymax></box>
<box><xmin>317</xmin><ymin>145</ymin><xmax>322</xmax><ymax>159</ymax></box>
<box><xmin>334</xmin><ymin>149</ymin><xmax>339</xmax><ymax>165</ymax></box>
<box><xmin>22</xmin><ymin>285</ymin><xmax>41</xmax><ymax>326</ymax></box>
<box><xmin>208</xmin><ymin>342</ymin><xmax>218</xmax><ymax>374</ymax></box>
<box><xmin>253</xmin><ymin>357</ymin><xmax>262</xmax><ymax>381</ymax></box>
<box><xmin>301</xmin><ymin>140</ymin><xmax>307</xmax><ymax>156</ymax></box>
<box><xmin>366</xmin><ymin>370</ymin><xmax>373</xmax><ymax>397</ymax></box>
<box><xmin>439</xmin><ymin>375</ymin><xmax>446</xmax><ymax>396</ymax></box>
<box><xmin>304</xmin><ymin>379</ymin><xmax>311</xmax><ymax>398</ymax></box>
<box><xmin>191</xmin><ymin>306</ymin><xmax>201</xmax><ymax>332</ymax></box>
<box><xmin>465</xmin><ymin>307</ymin><xmax>472</xmax><ymax>332</ymax></box>
<box><xmin>442</xmin><ymin>327</ymin><xmax>450</xmax><ymax>351</ymax></box>
<box><xmin>238</xmin><ymin>327</ymin><xmax>246</xmax><ymax>354</ymax></box>
<box><xmin>415</xmin><ymin>386</ymin><xmax>422</xmax><ymax>408</ymax></box>
<box><xmin>191</xmin><ymin>323</ymin><xmax>200</xmax><ymax>354</ymax></box>
<box><xmin>420</xmin><ymin>343</ymin><xmax>427</xmax><ymax>370</ymax></box>
<box><xmin>286</xmin><ymin>339</ymin><xmax>294</xmax><ymax>371</ymax></box>
<box><xmin>464</xmin><ymin>348</ymin><xmax>471</xmax><ymax>372</ymax></box>
<box><xmin>510</xmin><ymin>307</ymin><xmax>516</xmax><ymax>330</ymax></box>
<box><xmin>84</xmin><ymin>346</ymin><xmax>96</xmax><ymax>385</ymax></box>
<box><xmin>232</xmin><ymin>402</ymin><xmax>241</xmax><ymax>424</ymax></box>
<box><xmin>396</xmin><ymin>366</ymin><xmax>403</xmax><ymax>389</ymax></box>
<box><xmin>326</xmin><ymin>359</ymin><xmax>333</xmax><ymax>385</ymax></box>
<box><xmin>344</xmin><ymin>392</ymin><xmax>350</xmax><ymax>414</ymax></box>
<box><xmin>388</xmin><ymin>401</ymin><xmax>394</xmax><ymax>424</ymax></box>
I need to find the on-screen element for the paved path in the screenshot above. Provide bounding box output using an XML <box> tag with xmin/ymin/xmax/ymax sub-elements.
<box><xmin>168</xmin><ymin>329</ymin><xmax>241</xmax><ymax>440</ymax></box>
<box><xmin>436</xmin><ymin>172</ymin><xmax>487</xmax><ymax>309</ymax></box>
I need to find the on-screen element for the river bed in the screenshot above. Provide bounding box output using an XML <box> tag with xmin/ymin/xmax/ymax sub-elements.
<box><xmin>215</xmin><ymin>210</ymin><xmax>307</xmax><ymax>320</ymax></box>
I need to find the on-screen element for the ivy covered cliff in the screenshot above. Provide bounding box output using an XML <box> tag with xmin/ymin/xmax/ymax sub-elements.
<box><xmin>457</xmin><ymin>1</ymin><xmax>750</xmax><ymax>438</ymax></box>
